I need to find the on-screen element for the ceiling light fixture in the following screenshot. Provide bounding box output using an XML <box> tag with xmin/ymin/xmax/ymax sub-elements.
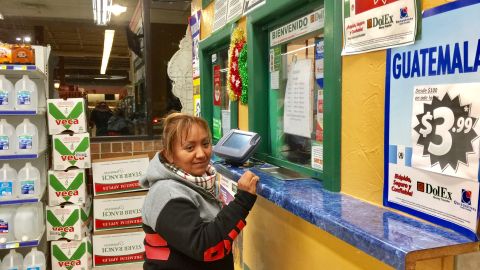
<box><xmin>24</xmin><ymin>36</ymin><xmax>31</xmax><ymax>43</ymax></box>
<box><xmin>92</xmin><ymin>0</ymin><xmax>112</xmax><ymax>26</ymax></box>
<box><xmin>100</xmin><ymin>29</ymin><xmax>115</xmax><ymax>75</ymax></box>
<box><xmin>108</xmin><ymin>4</ymin><xmax>127</xmax><ymax>16</ymax></box>
<box><xmin>0</xmin><ymin>13</ymin><xmax>4</xmax><ymax>20</ymax></box>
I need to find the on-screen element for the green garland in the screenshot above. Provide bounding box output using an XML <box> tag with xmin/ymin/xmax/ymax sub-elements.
<box><xmin>238</xmin><ymin>44</ymin><xmax>248</xmax><ymax>104</ymax></box>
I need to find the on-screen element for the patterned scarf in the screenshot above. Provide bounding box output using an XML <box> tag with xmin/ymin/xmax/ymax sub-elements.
<box><xmin>163</xmin><ymin>161</ymin><xmax>218</xmax><ymax>198</ymax></box>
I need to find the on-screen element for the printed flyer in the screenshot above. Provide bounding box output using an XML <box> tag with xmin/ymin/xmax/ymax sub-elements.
<box><xmin>343</xmin><ymin>0</ymin><xmax>417</xmax><ymax>55</ymax></box>
<box><xmin>384</xmin><ymin>1</ymin><xmax>480</xmax><ymax>239</ymax></box>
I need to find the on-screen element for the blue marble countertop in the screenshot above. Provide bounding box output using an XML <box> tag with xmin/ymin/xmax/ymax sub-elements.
<box><xmin>213</xmin><ymin>162</ymin><xmax>476</xmax><ymax>270</ymax></box>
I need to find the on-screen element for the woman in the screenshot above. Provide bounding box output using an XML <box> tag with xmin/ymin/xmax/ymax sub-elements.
<box><xmin>141</xmin><ymin>113</ymin><xmax>259</xmax><ymax>270</ymax></box>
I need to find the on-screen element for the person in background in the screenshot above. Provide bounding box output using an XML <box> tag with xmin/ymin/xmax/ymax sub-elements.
<box><xmin>107</xmin><ymin>107</ymin><xmax>131</xmax><ymax>136</ymax></box>
<box><xmin>140</xmin><ymin>113</ymin><xmax>259</xmax><ymax>270</ymax></box>
<box><xmin>89</xmin><ymin>101</ymin><xmax>112</xmax><ymax>136</ymax></box>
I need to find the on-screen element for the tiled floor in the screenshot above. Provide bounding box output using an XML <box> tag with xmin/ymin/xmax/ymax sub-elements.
<box><xmin>93</xmin><ymin>263</ymin><xmax>143</xmax><ymax>269</ymax></box>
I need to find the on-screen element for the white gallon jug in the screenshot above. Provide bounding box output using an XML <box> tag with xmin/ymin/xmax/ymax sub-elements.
<box><xmin>0</xmin><ymin>206</ymin><xmax>15</xmax><ymax>243</ymax></box>
<box><xmin>15</xmin><ymin>119</ymin><xmax>38</xmax><ymax>154</ymax></box>
<box><xmin>0</xmin><ymin>119</ymin><xmax>15</xmax><ymax>156</ymax></box>
<box><xmin>0</xmin><ymin>163</ymin><xmax>17</xmax><ymax>200</ymax></box>
<box><xmin>1</xmin><ymin>249</ymin><xmax>23</xmax><ymax>270</ymax></box>
<box><xmin>0</xmin><ymin>75</ymin><xmax>14</xmax><ymax>111</ymax></box>
<box><xmin>14</xmin><ymin>75</ymin><xmax>37</xmax><ymax>111</ymax></box>
<box><xmin>23</xmin><ymin>247</ymin><xmax>46</xmax><ymax>270</ymax></box>
<box><xmin>17</xmin><ymin>163</ymin><xmax>41</xmax><ymax>198</ymax></box>
<box><xmin>13</xmin><ymin>204</ymin><xmax>42</xmax><ymax>241</ymax></box>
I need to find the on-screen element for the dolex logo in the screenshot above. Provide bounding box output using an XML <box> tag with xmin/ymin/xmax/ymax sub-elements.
<box><xmin>418</xmin><ymin>183</ymin><xmax>452</xmax><ymax>201</ymax></box>
<box><xmin>49</xmin><ymin>102</ymin><xmax>83</xmax><ymax>129</ymax></box>
<box><xmin>417</xmin><ymin>181</ymin><xmax>425</xmax><ymax>192</ymax></box>
<box><xmin>461</xmin><ymin>189</ymin><xmax>472</xmax><ymax>205</ymax></box>
<box><xmin>54</xmin><ymin>137</ymin><xmax>89</xmax><ymax>166</ymax></box>
<box><xmin>367</xmin><ymin>14</ymin><xmax>394</xmax><ymax>29</ymax></box>
<box><xmin>400</xmin><ymin>7</ymin><xmax>408</xmax><ymax>19</ymax></box>
<box><xmin>52</xmin><ymin>243</ymin><xmax>86</xmax><ymax>270</ymax></box>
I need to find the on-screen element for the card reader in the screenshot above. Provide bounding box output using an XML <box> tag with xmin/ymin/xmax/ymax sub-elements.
<box><xmin>213</xmin><ymin>129</ymin><xmax>261</xmax><ymax>165</ymax></box>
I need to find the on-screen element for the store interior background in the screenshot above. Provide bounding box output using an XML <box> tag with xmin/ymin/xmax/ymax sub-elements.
<box><xmin>0</xmin><ymin>0</ymin><xmax>190</xmax><ymax>139</ymax></box>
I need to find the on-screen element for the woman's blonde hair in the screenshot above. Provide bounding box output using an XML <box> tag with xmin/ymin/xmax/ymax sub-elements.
<box><xmin>160</xmin><ymin>113</ymin><xmax>211</xmax><ymax>160</ymax></box>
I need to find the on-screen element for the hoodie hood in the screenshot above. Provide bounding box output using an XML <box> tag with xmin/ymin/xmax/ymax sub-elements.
<box><xmin>140</xmin><ymin>152</ymin><xmax>184</xmax><ymax>188</ymax></box>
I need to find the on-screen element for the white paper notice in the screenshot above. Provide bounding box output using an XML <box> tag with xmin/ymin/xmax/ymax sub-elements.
<box><xmin>284</xmin><ymin>59</ymin><xmax>313</xmax><ymax>138</ymax></box>
<box><xmin>311</xmin><ymin>142</ymin><xmax>323</xmax><ymax>170</ymax></box>
<box><xmin>213</xmin><ymin>0</ymin><xmax>228</xmax><ymax>32</ymax></box>
<box><xmin>227</xmin><ymin>0</ymin><xmax>245</xmax><ymax>23</ymax></box>
<box><xmin>270</xmin><ymin>71</ymin><xmax>279</xmax><ymax>90</ymax></box>
<box><xmin>221</xmin><ymin>110</ymin><xmax>231</xmax><ymax>134</ymax></box>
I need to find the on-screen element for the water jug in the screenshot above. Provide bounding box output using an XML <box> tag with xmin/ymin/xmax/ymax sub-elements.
<box><xmin>0</xmin><ymin>206</ymin><xmax>15</xmax><ymax>243</ymax></box>
<box><xmin>15</xmin><ymin>119</ymin><xmax>38</xmax><ymax>154</ymax></box>
<box><xmin>23</xmin><ymin>247</ymin><xmax>46</xmax><ymax>270</ymax></box>
<box><xmin>0</xmin><ymin>75</ymin><xmax>14</xmax><ymax>111</ymax></box>
<box><xmin>0</xmin><ymin>249</ymin><xmax>23</xmax><ymax>270</ymax></box>
<box><xmin>0</xmin><ymin>119</ymin><xmax>15</xmax><ymax>155</ymax></box>
<box><xmin>17</xmin><ymin>163</ymin><xmax>41</xmax><ymax>198</ymax></box>
<box><xmin>14</xmin><ymin>75</ymin><xmax>37</xmax><ymax>111</ymax></box>
<box><xmin>13</xmin><ymin>204</ymin><xmax>42</xmax><ymax>241</ymax></box>
<box><xmin>0</xmin><ymin>164</ymin><xmax>17</xmax><ymax>200</ymax></box>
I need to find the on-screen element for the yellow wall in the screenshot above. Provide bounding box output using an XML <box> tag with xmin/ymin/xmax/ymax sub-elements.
<box><xmin>192</xmin><ymin>0</ymin><xmax>456</xmax><ymax>269</ymax></box>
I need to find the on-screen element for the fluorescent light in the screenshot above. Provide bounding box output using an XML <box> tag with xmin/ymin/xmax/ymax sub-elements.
<box><xmin>24</xmin><ymin>36</ymin><xmax>31</xmax><ymax>43</ymax></box>
<box><xmin>109</xmin><ymin>4</ymin><xmax>127</xmax><ymax>16</ymax></box>
<box><xmin>0</xmin><ymin>13</ymin><xmax>4</xmax><ymax>20</ymax></box>
<box><xmin>100</xmin><ymin>29</ymin><xmax>115</xmax><ymax>75</ymax></box>
<box><xmin>54</xmin><ymin>82</ymin><xmax>60</xmax><ymax>89</ymax></box>
<box><xmin>92</xmin><ymin>0</ymin><xmax>112</xmax><ymax>25</ymax></box>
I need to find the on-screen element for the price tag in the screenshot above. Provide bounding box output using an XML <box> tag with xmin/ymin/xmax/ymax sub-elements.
<box><xmin>0</xmin><ymin>65</ymin><xmax>6</xmax><ymax>70</ymax></box>
<box><xmin>411</xmin><ymin>84</ymin><xmax>480</xmax><ymax>181</ymax></box>
<box><xmin>6</xmin><ymin>242</ymin><xmax>20</xmax><ymax>249</ymax></box>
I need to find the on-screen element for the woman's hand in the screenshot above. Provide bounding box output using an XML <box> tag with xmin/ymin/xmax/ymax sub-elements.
<box><xmin>237</xmin><ymin>171</ymin><xmax>259</xmax><ymax>195</ymax></box>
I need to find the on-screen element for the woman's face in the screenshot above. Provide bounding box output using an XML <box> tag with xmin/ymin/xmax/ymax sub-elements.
<box><xmin>168</xmin><ymin>124</ymin><xmax>212</xmax><ymax>176</ymax></box>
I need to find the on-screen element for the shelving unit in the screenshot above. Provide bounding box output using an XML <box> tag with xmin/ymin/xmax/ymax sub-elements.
<box><xmin>0</xmin><ymin>45</ymin><xmax>50</xmax><ymax>256</ymax></box>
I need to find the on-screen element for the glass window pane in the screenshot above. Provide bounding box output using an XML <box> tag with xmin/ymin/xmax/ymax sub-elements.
<box><xmin>211</xmin><ymin>47</ymin><xmax>229</xmax><ymax>140</ymax></box>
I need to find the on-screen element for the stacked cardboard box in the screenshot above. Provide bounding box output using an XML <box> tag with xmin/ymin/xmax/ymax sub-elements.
<box><xmin>46</xmin><ymin>98</ymin><xmax>92</xmax><ymax>270</ymax></box>
<box><xmin>92</xmin><ymin>155</ymin><xmax>149</xmax><ymax>267</ymax></box>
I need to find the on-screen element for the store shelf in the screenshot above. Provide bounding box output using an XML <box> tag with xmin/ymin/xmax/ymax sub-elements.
<box><xmin>0</xmin><ymin>188</ymin><xmax>46</xmax><ymax>206</ymax></box>
<box><xmin>0</xmin><ymin>64</ymin><xmax>46</xmax><ymax>79</ymax></box>
<box><xmin>0</xmin><ymin>230</ymin><xmax>44</xmax><ymax>250</ymax></box>
<box><xmin>0</xmin><ymin>147</ymin><xmax>47</xmax><ymax>160</ymax></box>
<box><xmin>0</xmin><ymin>108</ymin><xmax>46</xmax><ymax>116</ymax></box>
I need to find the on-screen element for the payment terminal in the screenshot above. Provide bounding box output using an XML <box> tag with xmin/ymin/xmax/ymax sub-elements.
<box><xmin>213</xmin><ymin>129</ymin><xmax>261</xmax><ymax>165</ymax></box>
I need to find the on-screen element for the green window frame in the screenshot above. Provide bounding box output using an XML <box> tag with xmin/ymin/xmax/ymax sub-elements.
<box><xmin>247</xmin><ymin>0</ymin><xmax>342</xmax><ymax>191</ymax></box>
<box><xmin>199</xmin><ymin>24</ymin><xmax>239</xmax><ymax>144</ymax></box>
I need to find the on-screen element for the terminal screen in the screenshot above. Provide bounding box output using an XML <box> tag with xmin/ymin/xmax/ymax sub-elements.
<box><xmin>223</xmin><ymin>133</ymin><xmax>252</xmax><ymax>149</ymax></box>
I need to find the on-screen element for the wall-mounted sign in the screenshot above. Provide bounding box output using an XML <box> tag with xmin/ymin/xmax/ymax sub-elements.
<box><xmin>213</xmin><ymin>65</ymin><xmax>221</xmax><ymax>106</ymax></box>
<box><xmin>227</xmin><ymin>0</ymin><xmax>245</xmax><ymax>23</ymax></box>
<box><xmin>213</xmin><ymin>0</ymin><xmax>228</xmax><ymax>32</ymax></box>
<box><xmin>384</xmin><ymin>1</ymin><xmax>480</xmax><ymax>240</ymax></box>
<box><xmin>243</xmin><ymin>0</ymin><xmax>266</xmax><ymax>15</ymax></box>
<box><xmin>270</xmin><ymin>9</ymin><xmax>324</xmax><ymax>47</ymax></box>
<box><xmin>189</xmin><ymin>10</ymin><xmax>201</xmax><ymax>79</ymax></box>
<box><xmin>342</xmin><ymin>0</ymin><xmax>417</xmax><ymax>55</ymax></box>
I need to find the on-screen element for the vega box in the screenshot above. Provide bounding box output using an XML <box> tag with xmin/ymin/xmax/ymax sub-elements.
<box><xmin>53</xmin><ymin>133</ymin><xmax>91</xmax><ymax>170</ymax></box>
<box><xmin>93</xmin><ymin>192</ymin><xmax>146</xmax><ymax>232</ymax></box>
<box><xmin>48</xmin><ymin>169</ymin><xmax>86</xmax><ymax>206</ymax></box>
<box><xmin>47</xmin><ymin>98</ymin><xmax>87</xmax><ymax>135</ymax></box>
<box><xmin>92</xmin><ymin>229</ymin><xmax>145</xmax><ymax>267</ymax></box>
<box><xmin>47</xmin><ymin>204</ymin><xmax>87</xmax><ymax>241</ymax></box>
<box><xmin>92</xmin><ymin>155</ymin><xmax>149</xmax><ymax>196</ymax></box>
<box><xmin>51</xmin><ymin>237</ymin><xmax>92</xmax><ymax>270</ymax></box>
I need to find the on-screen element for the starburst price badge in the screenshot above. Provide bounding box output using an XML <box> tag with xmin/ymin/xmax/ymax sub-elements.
<box><xmin>411</xmin><ymin>84</ymin><xmax>480</xmax><ymax>181</ymax></box>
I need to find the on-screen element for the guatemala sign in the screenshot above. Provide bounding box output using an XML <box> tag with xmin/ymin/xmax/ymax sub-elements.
<box><xmin>384</xmin><ymin>1</ymin><xmax>480</xmax><ymax>240</ymax></box>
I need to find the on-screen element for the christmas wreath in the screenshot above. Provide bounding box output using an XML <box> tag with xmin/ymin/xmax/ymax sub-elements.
<box><xmin>227</xmin><ymin>27</ymin><xmax>248</xmax><ymax>104</ymax></box>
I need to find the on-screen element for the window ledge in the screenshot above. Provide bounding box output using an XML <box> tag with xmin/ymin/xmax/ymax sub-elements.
<box><xmin>214</xmin><ymin>162</ymin><xmax>478</xmax><ymax>270</ymax></box>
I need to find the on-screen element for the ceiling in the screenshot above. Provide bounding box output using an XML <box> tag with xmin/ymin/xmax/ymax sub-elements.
<box><xmin>0</xmin><ymin>0</ymin><xmax>190</xmax><ymax>85</ymax></box>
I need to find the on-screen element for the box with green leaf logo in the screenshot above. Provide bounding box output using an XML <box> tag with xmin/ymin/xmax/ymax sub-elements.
<box><xmin>47</xmin><ymin>204</ymin><xmax>88</xmax><ymax>241</ymax></box>
<box><xmin>51</xmin><ymin>237</ymin><xmax>92</xmax><ymax>270</ymax></box>
<box><xmin>47</xmin><ymin>98</ymin><xmax>87</xmax><ymax>135</ymax></box>
<box><xmin>48</xmin><ymin>169</ymin><xmax>86</xmax><ymax>206</ymax></box>
<box><xmin>53</xmin><ymin>133</ymin><xmax>91</xmax><ymax>170</ymax></box>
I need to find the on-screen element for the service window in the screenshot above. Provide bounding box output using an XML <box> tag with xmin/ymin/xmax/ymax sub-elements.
<box><xmin>268</xmin><ymin>9</ymin><xmax>324</xmax><ymax>172</ymax></box>
<box><xmin>211</xmin><ymin>47</ymin><xmax>229</xmax><ymax>141</ymax></box>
